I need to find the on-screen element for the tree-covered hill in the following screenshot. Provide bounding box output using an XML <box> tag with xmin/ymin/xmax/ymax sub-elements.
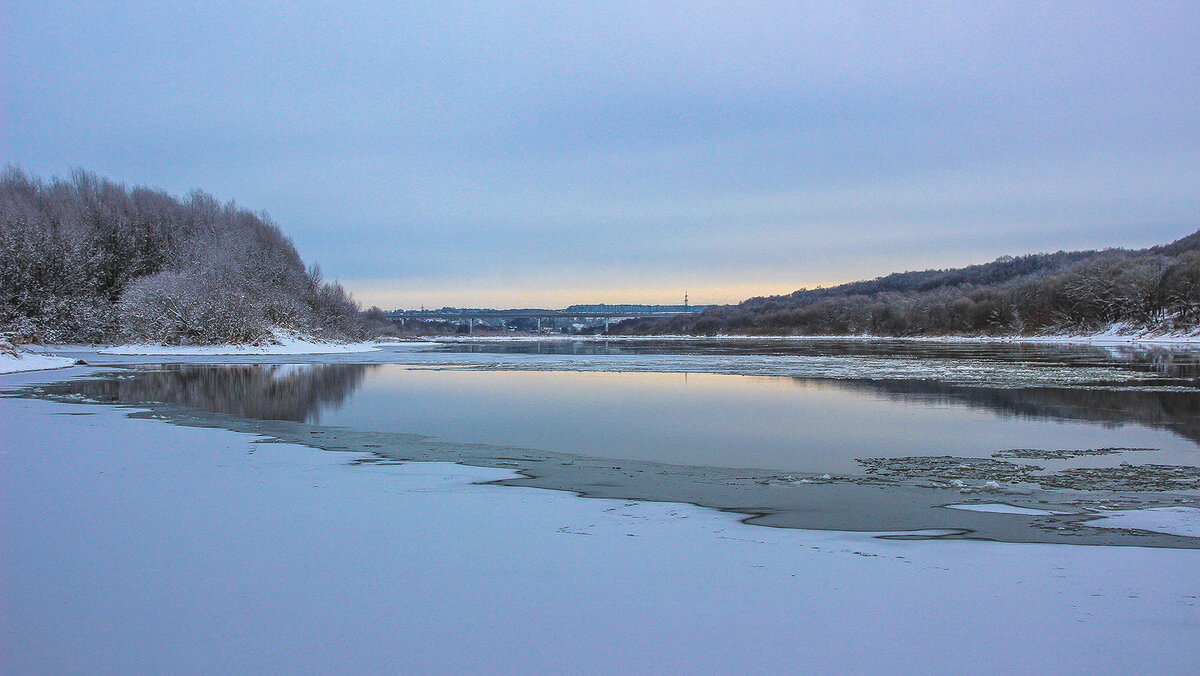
<box><xmin>0</xmin><ymin>167</ymin><xmax>366</xmax><ymax>344</ymax></box>
<box><xmin>618</xmin><ymin>230</ymin><xmax>1200</xmax><ymax>337</ymax></box>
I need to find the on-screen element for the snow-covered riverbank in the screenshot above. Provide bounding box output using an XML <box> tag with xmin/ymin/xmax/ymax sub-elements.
<box><xmin>2</xmin><ymin>369</ymin><xmax>1198</xmax><ymax>675</ymax></box>
<box><xmin>0</xmin><ymin>338</ymin><xmax>76</xmax><ymax>374</ymax></box>
<box><xmin>0</xmin><ymin>350</ymin><xmax>75</xmax><ymax>374</ymax></box>
<box><xmin>5</xmin><ymin>330</ymin><xmax>379</xmax><ymax>370</ymax></box>
<box><xmin>99</xmin><ymin>330</ymin><xmax>381</xmax><ymax>355</ymax></box>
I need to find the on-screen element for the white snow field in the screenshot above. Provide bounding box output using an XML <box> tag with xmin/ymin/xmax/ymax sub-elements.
<box><xmin>0</xmin><ymin>349</ymin><xmax>75</xmax><ymax>374</ymax></box>
<box><xmin>2</xmin><ymin>371</ymin><xmax>1199</xmax><ymax>675</ymax></box>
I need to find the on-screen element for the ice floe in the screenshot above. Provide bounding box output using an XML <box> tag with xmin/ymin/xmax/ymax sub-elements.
<box><xmin>944</xmin><ymin>503</ymin><xmax>1063</xmax><ymax>516</ymax></box>
<box><xmin>1085</xmin><ymin>506</ymin><xmax>1200</xmax><ymax>538</ymax></box>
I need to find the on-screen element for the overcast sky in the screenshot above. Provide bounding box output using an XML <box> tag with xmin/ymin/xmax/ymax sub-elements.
<box><xmin>3</xmin><ymin>2</ymin><xmax>1198</xmax><ymax>308</ymax></box>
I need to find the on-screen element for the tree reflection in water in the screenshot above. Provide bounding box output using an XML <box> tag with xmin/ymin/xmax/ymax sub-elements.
<box><xmin>833</xmin><ymin>378</ymin><xmax>1200</xmax><ymax>447</ymax></box>
<box><xmin>60</xmin><ymin>364</ymin><xmax>373</xmax><ymax>423</ymax></box>
<box><xmin>42</xmin><ymin>350</ymin><xmax>1200</xmax><ymax>450</ymax></box>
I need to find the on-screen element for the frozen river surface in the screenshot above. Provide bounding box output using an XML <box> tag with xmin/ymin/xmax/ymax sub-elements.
<box><xmin>28</xmin><ymin>338</ymin><xmax>1200</xmax><ymax>545</ymax></box>
<box><xmin>4</xmin><ymin>358</ymin><xmax>1200</xmax><ymax>674</ymax></box>
<box><xmin>44</xmin><ymin>338</ymin><xmax>1200</xmax><ymax>475</ymax></box>
<box><xmin>6</xmin><ymin>339</ymin><xmax>1200</xmax><ymax>673</ymax></box>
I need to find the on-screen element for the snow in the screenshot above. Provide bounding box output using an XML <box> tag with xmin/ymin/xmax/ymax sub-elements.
<box><xmin>945</xmin><ymin>503</ymin><xmax>1063</xmax><ymax>516</ymax></box>
<box><xmin>100</xmin><ymin>330</ymin><xmax>381</xmax><ymax>355</ymax></box>
<box><xmin>990</xmin><ymin>323</ymin><xmax>1200</xmax><ymax>346</ymax></box>
<box><xmin>0</xmin><ymin>349</ymin><xmax>76</xmax><ymax>374</ymax></box>
<box><xmin>3</xmin><ymin>374</ymin><xmax>1199</xmax><ymax>675</ymax></box>
<box><xmin>1086</xmin><ymin>506</ymin><xmax>1200</xmax><ymax>538</ymax></box>
<box><xmin>378</xmin><ymin>340</ymin><xmax>442</xmax><ymax>348</ymax></box>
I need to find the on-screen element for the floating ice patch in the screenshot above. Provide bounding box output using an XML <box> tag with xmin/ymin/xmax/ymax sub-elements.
<box><xmin>944</xmin><ymin>503</ymin><xmax>1062</xmax><ymax>516</ymax></box>
<box><xmin>383</xmin><ymin>341</ymin><xmax>442</xmax><ymax>349</ymax></box>
<box><xmin>1085</xmin><ymin>506</ymin><xmax>1200</xmax><ymax>538</ymax></box>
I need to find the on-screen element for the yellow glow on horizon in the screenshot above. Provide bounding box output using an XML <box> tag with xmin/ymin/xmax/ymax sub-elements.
<box><xmin>344</xmin><ymin>278</ymin><xmax>845</xmax><ymax>310</ymax></box>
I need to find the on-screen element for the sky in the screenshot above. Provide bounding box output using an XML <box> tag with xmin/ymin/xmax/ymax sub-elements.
<box><xmin>3</xmin><ymin>2</ymin><xmax>1198</xmax><ymax>309</ymax></box>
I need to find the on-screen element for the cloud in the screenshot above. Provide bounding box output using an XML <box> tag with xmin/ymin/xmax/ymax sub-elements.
<box><xmin>3</xmin><ymin>1</ymin><xmax>1197</xmax><ymax>309</ymax></box>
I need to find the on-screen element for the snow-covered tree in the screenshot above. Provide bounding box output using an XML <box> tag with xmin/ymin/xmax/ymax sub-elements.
<box><xmin>1</xmin><ymin>166</ymin><xmax>367</xmax><ymax>344</ymax></box>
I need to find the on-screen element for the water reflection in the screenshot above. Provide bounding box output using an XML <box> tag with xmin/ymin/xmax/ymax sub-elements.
<box><xmin>61</xmin><ymin>364</ymin><xmax>372</xmax><ymax>422</ymax></box>
<box><xmin>42</xmin><ymin>360</ymin><xmax>1200</xmax><ymax>474</ymax></box>
<box><xmin>838</xmin><ymin>378</ymin><xmax>1200</xmax><ymax>447</ymax></box>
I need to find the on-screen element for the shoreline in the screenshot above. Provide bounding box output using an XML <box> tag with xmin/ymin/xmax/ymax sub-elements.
<box><xmin>14</xmin><ymin>326</ymin><xmax>1200</xmax><ymax>366</ymax></box>
<box><xmin>0</xmin><ymin>351</ymin><xmax>77</xmax><ymax>375</ymax></box>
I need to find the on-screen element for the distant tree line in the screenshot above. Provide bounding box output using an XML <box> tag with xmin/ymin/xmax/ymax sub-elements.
<box><xmin>617</xmin><ymin>230</ymin><xmax>1200</xmax><ymax>337</ymax></box>
<box><xmin>0</xmin><ymin>167</ymin><xmax>369</xmax><ymax>344</ymax></box>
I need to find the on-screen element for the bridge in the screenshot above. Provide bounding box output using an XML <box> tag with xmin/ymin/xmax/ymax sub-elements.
<box><xmin>387</xmin><ymin>303</ymin><xmax>704</xmax><ymax>333</ymax></box>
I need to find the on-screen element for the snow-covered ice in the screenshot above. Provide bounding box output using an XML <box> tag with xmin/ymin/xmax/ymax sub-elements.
<box><xmin>2</xmin><ymin>371</ymin><xmax>1199</xmax><ymax>675</ymax></box>
<box><xmin>348</xmin><ymin>341</ymin><xmax>1190</xmax><ymax>391</ymax></box>
<box><xmin>945</xmin><ymin>503</ymin><xmax>1063</xmax><ymax>516</ymax></box>
<box><xmin>1085</xmin><ymin>506</ymin><xmax>1200</xmax><ymax>538</ymax></box>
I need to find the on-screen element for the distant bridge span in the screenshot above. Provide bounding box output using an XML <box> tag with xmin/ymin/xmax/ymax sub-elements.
<box><xmin>389</xmin><ymin>309</ymin><xmax>695</xmax><ymax>320</ymax></box>
<box><xmin>386</xmin><ymin>307</ymin><xmax>701</xmax><ymax>332</ymax></box>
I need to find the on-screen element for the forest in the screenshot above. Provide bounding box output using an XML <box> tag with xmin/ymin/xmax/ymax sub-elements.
<box><xmin>618</xmin><ymin>229</ymin><xmax>1200</xmax><ymax>337</ymax></box>
<box><xmin>0</xmin><ymin>167</ymin><xmax>370</xmax><ymax>344</ymax></box>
